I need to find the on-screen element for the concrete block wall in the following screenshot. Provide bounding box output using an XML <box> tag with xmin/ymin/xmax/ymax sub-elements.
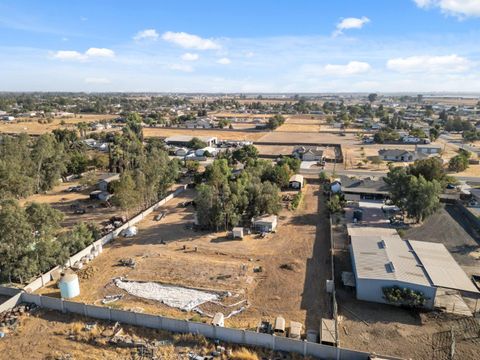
<box><xmin>0</xmin><ymin>293</ymin><xmax>23</xmax><ymax>313</ymax></box>
<box><xmin>18</xmin><ymin>292</ymin><xmax>373</xmax><ymax>360</ymax></box>
<box><xmin>21</xmin><ymin>185</ymin><xmax>187</xmax><ymax>294</ymax></box>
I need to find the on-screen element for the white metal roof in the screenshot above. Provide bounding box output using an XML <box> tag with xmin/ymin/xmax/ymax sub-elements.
<box><xmin>289</xmin><ymin>174</ymin><xmax>304</xmax><ymax>183</ymax></box>
<box><xmin>350</xmin><ymin>235</ymin><xmax>432</xmax><ymax>287</ymax></box>
<box><xmin>409</xmin><ymin>240</ymin><xmax>479</xmax><ymax>293</ymax></box>
<box><xmin>347</xmin><ymin>225</ymin><xmax>398</xmax><ymax>238</ymax></box>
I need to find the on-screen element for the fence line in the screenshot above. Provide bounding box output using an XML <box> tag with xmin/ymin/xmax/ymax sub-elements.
<box><xmin>23</xmin><ymin>185</ymin><xmax>187</xmax><ymax>293</ymax></box>
<box><xmin>19</xmin><ymin>292</ymin><xmax>376</xmax><ymax>360</ymax></box>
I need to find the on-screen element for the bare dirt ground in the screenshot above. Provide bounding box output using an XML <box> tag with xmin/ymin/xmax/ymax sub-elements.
<box><xmin>404</xmin><ymin>205</ymin><xmax>480</xmax><ymax>278</ymax></box>
<box><xmin>143</xmin><ymin>127</ymin><xmax>265</xmax><ymax>141</ymax></box>
<box><xmin>38</xmin><ymin>184</ymin><xmax>332</xmax><ymax>331</ymax></box>
<box><xmin>0</xmin><ymin>308</ymin><xmax>277</xmax><ymax>360</ymax></box>
<box><xmin>258</xmin><ymin>131</ymin><xmax>358</xmax><ymax>145</ymax></box>
<box><xmin>19</xmin><ymin>173</ymin><xmax>120</xmax><ymax>230</ymax></box>
<box><xmin>0</xmin><ymin>114</ymin><xmax>116</xmax><ymax>135</ymax></box>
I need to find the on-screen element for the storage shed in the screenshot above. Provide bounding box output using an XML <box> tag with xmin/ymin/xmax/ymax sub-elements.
<box><xmin>252</xmin><ymin>214</ymin><xmax>278</xmax><ymax>233</ymax></box>
<box><xmin>288</xmin><ymin>321</ymin><xmax>303</xmax><ymax>339</ymax></box>
<box><xmin>232</xmin><ymin>227</ymin><xmax>244</xmax><ymax>239</ymax></box>
<box><xmin>212</xmin><ymin>312</ymin><xmax>224</xmax><ymax>327</ymax></box>
<box><xmin>320</xmin><ymin>318</ymin><xmax>337</xmax><ymax>346</ymax></box>
<box><xmin>289</xmin><ymin>174</ymin><xmax>304</xmax><ymax>189</ymax></box>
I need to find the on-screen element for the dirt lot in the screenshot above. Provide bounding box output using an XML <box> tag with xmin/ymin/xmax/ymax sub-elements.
<box><xmin>19</xmin><ymin>173</ymin><xmax>120</xmax><ymax>230</ymax></box>
<box><xmin>143</xmin><ymin>127</ymin><xmax>265</xmax><ymax>141</ymax></box>
<box><xmin>258</xmin><ymin>131</ymin><xmax>358</xmax><ymax>145</ymax></box>
<box><xmin>0</xmin><ymin>308</ymin><xmax>275</xmax><ymax>360</ymax></box>
<box><xmin>405</xmin><ymin>205</ymin><xmax>480</xmax><ymax>278</ymax></box>
<box><xmin>38</xmin><ymin>184</ymin><xmax>332</xmax><ymax>331</ymax></box>
<box><xmin>0</xmin><ymin>114</ymin><xmax>116</xmax><ymax>135</ymax></box>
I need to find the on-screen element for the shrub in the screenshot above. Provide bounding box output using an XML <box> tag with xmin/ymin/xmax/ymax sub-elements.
<box><xmin>230</xmin><ymin>348</ymin><xmax>260</xmax><ymax>360</ymax></box>
<box><xmin>291</xmin><ymin>191</ymin><xmax>304</xmax><ymax>210</ymax></box>
<box><xmin>382</xmin><ymin>286</ymin><xmax>426</xmax><ymax>308</ymax></box>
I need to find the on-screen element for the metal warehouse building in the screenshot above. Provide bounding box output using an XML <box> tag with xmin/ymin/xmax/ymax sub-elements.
<box><xmin>349</xmin><ymin>228</ymin><xmax>478</xmax><ymax>309</ymax></box>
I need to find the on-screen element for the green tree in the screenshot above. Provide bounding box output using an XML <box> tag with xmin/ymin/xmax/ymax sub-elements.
<box><xmin>112</xmin><ymin>172</ymin><xmax>141</xmax><ymax>214</ymax></box>
<box><xmin>188</xmin><ymin>137</ymin><xmax>208</xmax><ymax>150</ymax></box>
<box><xmin>232</xmin><ymin>145</ymin><xmax>259</xmax><ymax>163</ymax></box>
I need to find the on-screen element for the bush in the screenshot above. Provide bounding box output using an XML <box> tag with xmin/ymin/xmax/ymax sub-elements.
<box><xmin>382</xmin><ymin>286</ymin><xmax>426</xmax><ymax>308</ymax></box>
<box><xmin>291</xmin><ymin>191</ymin><xmax>304</xmax><ymax>210</ymax></box>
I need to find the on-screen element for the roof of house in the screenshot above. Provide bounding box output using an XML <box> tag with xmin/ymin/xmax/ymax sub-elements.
<box><xmin>289</xmin><ymin>174</ymin><xmax>304</xmax><ymax>183</ymax></box>
<box><xmin>340</xmin><ymin>175</ymin><xmax>389</xmax><ymax>195</ymax></box>
<box><xmin>293</xmin><ymin>145</ymin><xmax>324</xmax><ymax>156</ymax></box>
<box><xmin>253</xmin><ymin>214</ymin><xmax>277</xmax><ymax>223</ymax></box>
<box><xmin>416</xmin><ymin>144</ymin><xmax>442</xmax><ymax>149</ymax></box>
<box><xmin>98</xmin><ymin>173</ymin><xmax>120</xmax><ymax>183</ymax></box>
<box><xmin>409</xmin><ymin>240</ymin><xmax>478</xmax><ymax>293</ymax></box>
<box><xmin>350</xmin><ymin>234</ymin><xmax>432</xmax><ymax>287</ymax></box>
<box><xmin>347</xmin><ymin>225</ymin><xmax>398</xmax><ymax>238</ymax></box>
<box><xmin>378</xmin><ymin>149</ymin><xmax>414</xmax><ymax>157</ymax></box>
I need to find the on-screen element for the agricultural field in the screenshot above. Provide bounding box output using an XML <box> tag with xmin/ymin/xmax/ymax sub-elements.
<box><xmin>0</xmin><ymin>114</ymin><xmax>117</xmax><ymax>135</ymax></box>
<box><xmin>37</xmin><ymin>184</ymin><xmax>332</xmax><ymax>332</ymax></box>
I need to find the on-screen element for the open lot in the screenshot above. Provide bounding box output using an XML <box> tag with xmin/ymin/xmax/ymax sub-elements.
<box><xmin>143</xmin><ymin>127</ymin><xmax>265</xmax><ymax>141</ymax></box>
<box><xmin>258</xmin><ymin>131</ymin><xmax>358</xmax><ymax>145</ymax></box>
<box><xmin>38</xmin><ymin>184</ymin><xmax>332</xmax><ymax>331</ymax></box>
<box><xmin>0</xmin><ymin>114</ymin><xmax>117</xmax><ymax>135</ymax></box>
<box><xmin>19</xmin><ymin>172</ymin><xmax>120</xmax><ymax>230</ymax></box>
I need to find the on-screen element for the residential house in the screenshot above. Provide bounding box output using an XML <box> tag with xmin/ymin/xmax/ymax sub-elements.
<box><xmin>378</xmin><ymin>149</ymin><xmax>418</xmax><ymax>162</ymax></box>
<box><xmin>292</xmin><ymin>146</ymin><xmax>324</xmax><ymax>162</ymax></box>
<box><xmin>416</xmin><ymin>144</ymin><xmax>442</xmax><ymax>155</ymax></box>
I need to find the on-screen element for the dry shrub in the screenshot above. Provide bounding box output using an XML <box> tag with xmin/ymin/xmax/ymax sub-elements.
<box><xmin>173</xmin><ymin>332</ymin><xmax>208</xmax><ymax>347</ymax></box>
<box><xmin>230</xmin><ymin>348</ymin><xmax>260</xmax><ymax>360</ymax></box>
<box><xmin>71</xmin><ymin>322</ymin><xmax>84</xmax><ymax>335</ymax></box>
<box><xmin>156</xmin><ymin>344</ymin><xmax>177</xmax><ymax>360</ymax></box>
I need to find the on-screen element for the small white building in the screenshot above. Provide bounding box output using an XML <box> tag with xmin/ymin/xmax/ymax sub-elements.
<box><xmin>232</xmin><ymin>227</ymin><xmax>244</xmax><ymax>239</ymax></box>
<box><xmin>289</xmin><ymin>174</ymin><xmax>304</xmax><ymax>189</ymax></box>
<box><xmin>416</xmin><ymin>144</ymin><xmax>442</xmax><ymax>155</ymax></box>
<box><xmin>252</xmin><ymin>214</ymin><xmax>278</xmax><ymax>233</ymax></box>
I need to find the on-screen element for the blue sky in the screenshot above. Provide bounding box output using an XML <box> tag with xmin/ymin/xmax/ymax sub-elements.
<box><xmin>1</xmin><ymin>0</ymin><xmax>480</xmax><ymax>92</ymax></box>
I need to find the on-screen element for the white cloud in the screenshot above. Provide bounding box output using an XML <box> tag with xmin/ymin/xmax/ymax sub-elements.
<box><xmin>134</xmin><ymin>29</ymin><xmax>159</xmax><ymax>41</ymax></box>
<box><xmin>85</xmin><ymin>47</ymin><xmax>115</xmax><ymax>58</ymax></box>
<box><xmin>334</xmin><ymin>16</ymin><xmax>370</xmax><ymax>36</ymax></box>
<box><xmin>244</xmin><ymin>51</ymin><xmax>255</xmax><ymax>58</ymax></box>
<box><xmin>52</xmin><ymin>47</ymin><xmax>115</xmax><ymax>61</ymax></box>
<box><xmin>162</xmin><ymin>31</ymin><xmax>221</xmax><ymax>50</ymax></box>
<box><xmin>217</xmin><ymin>57</ymin><xmax>231</xmax><ymax>65</ymax></box>
<box><xmin>413</xmin><ymin>0</ymin><xmax>480</xmax><ymax>17</ymax></box>
<box><xmin>53</xmin><ymin>50</ymin><xmax>85</xmax><ymax>60</ymax></box>
<box><xmin>169</xmin><ymin>63</ymin><xmax>194</xmax><ymax>72</ymax></box>
<box><xmin>84</xmin><ymin>77</ymin><xmax>111</xmax><ymax>84</ymax></box>
<box><xmin>181</xmin><ymin>52</ymin><xmax>199</xmax><ymax>61</ymax></box>
<box><xmin>386</xmin><ymin>54</ymin><xmax>471</xmax><ymax>73</ymax></box>
<box><xmin>303</xmin><ymin>61</ymin><xmax>371</xmax><ymax>76</ymax></box>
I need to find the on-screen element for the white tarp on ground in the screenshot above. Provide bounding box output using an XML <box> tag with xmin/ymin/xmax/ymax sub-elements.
<box><xmin>115</xmin><ymin>279</ymin><xmax>219</xmax><ymax>311</ymax></box>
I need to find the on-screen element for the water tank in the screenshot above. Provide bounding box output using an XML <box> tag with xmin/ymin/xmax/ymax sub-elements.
<box><xmin>59</xmin><ymin>273</ymin><xmax>80</xmax><ymax>299</ymax></box>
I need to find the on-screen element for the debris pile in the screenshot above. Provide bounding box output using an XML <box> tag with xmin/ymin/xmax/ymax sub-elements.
<box><xmin>118</xmin><ymin>258</ymin><xmax>136</xmax><ymax>268</ymax></box>
<box><xmin>0</xmin><ymin>303</ymin><xmax>38</xmax><ymax>335</ymax></box>
<box><xmin>77</xmin><ymin>265</ymin><xmax>98</xmax><ymax>280</ymax></box>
